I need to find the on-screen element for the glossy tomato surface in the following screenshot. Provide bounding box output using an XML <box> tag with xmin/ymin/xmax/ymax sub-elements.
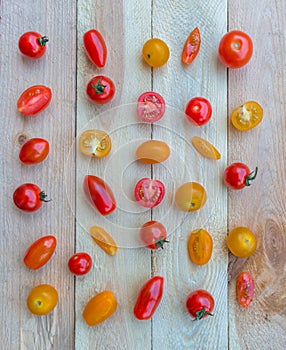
<box><xmin>188</xmin><ymin>229</ymin><xmax>213</xmax><ymax>265</ymax></box>
<box><xmin>79</xmin><ymin>130</ymin><xmax>111</xmax><ymax>158</ymax></box>
<box><xmin>86</xmin><ymin>76</ymin><xmax>115</xmax><ymax>104</ymax></box>
<box><xmin>227</xmin><ymin>226</ymin><xmax>257</xmax><ymax>258</ymax></box>
<box><xmin>186</xmin><ymin>289</ymin><xmax>214</xmax><ymax>321</ymax></box>
<box><xmin>224</xmin><ymin>163</ymin><xmax>258</xmax><ymax>190</ymax></box>
<box><xmin>142</xmin><ymin>38</ymin><xmax>170</xmax><ymax>67</ymax></box>
<box><xmin>27</xmin><ymin>284</ymin><xmax>58</xmax><ymax>316</ymax></box>
<box><xmin>18</xmin><ymin>32</ymin><xmax>48</xmax><ymax>59</ymax></box>
<box><xmin>231</xmin><ymin>101</ymin><xmax>263</xmax><ymax>131</ymax></box>
<box><xmin>83</xmin><ymin>29</ymin><xmax>107</xmax><ymax>68</ymax></box>
<box><xmin>68</xmin><ymin>252</ymin><xmax>92</xmax><ymax>275</ymax></box>
<box><xmin>133</xmin><ymin>276</ymin><xmax>164</xmax><ymax>320</ymax></box>
<box><xmin>182</xmin><ymin>27</ymin><xmax>201</xmax><ymax>64</ymax></box>
<box><xmin>137</xmin><ymin>92</ymin><xmax>165</xmax><ymax>122</ymax></box>
<box><xmin>24</xmin><ymin>235</ymin><xmax>56</xmax><ymax>270</ymax></box>
<box><xmin>17</xmin><ymin>85</ymin><xmax>52</xmax><ymax>117</ymax></box>
<box><xmin>134</xmin><ymin>178</ymin><xmax>165</xmax><ymax>208</ymax></box>
<box><xmin>140</xmin><ymin>221</ymin><xmax>168</xmax><ymax>250</ymax></box>
<box><xmin>19</xmin><ymin>138</ymin><xmax>49</xmax><ymax>165</ymax></box>
<box><xmin>136</xmin><ymin>140</ymin><xmax>170</xmax><ymax>164</ymax></box>
<box><xmin>175</xmin><ymin>182</ymin><xmax>207</xmax><ymax>212</ymax></box>
<box><xmin>185</xmin><ymin>97</ymin><xmax>212</xmax><ymax>126</ymax></box>
<box><xmin>13</xmin><ymin>183</ymin><xmax>50</xmax><ymax>212</ymax></box>
<box><xmin>237</xmin><ymin>272</ymin><xmax>255</xmax><ymax>309</ymax></box>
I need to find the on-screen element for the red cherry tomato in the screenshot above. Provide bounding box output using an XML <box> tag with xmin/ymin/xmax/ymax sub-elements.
<box><xmin>134</xmin><ymin>178</ymin><xmax>165</xmax><ymax>208</ymax></box>
<box><xmin>13</xmin><ymin>183</ymin><xmax>50</xmax><ymax>212</ymax></box>
<box><xmin>83</xmin><ymin>29</ymin><xmax>107</xmax><ymax>68</ymax></box>
<box><xmin>186</xmin><ymin>289</ymin><xmax>214</xmax><ymax>321</ymax></box>
<box><xmin>83</xmin><ymin>175</ymin><xmax>116</xmax><ymax>216</ymax></box>
<box><xmin>218</xmin><ymin>30</ymin><xmax>253</xmax><ymax>68</ymax></box>
<box><xmin>24</xmin><ymin>235</ymin><xmax>56</xmax><ymax>270</ymax></box>
<box><xmin>224</xmin><ymin>163</ymin><xmax>258</xmax><ymax>190</ymax></box>
<box><xmin>140</xmin><ymin>221</ymin><xmax>168</xmax><ymax>250</ymax></box>
<box><xmin>19</xmin><ymin>138</ymin><xmax>50</xmax><ymax>165</ymax></box>
<box><xmin>86</xmin><ymin>76</ymin><xmax>115</xmax><ymax>104</ymax></box>
<box><xmin>137</xmin><ymin>92</ymin><xmax>165</xmax><ymax>122</ymax></box>
<box><xmin>133</xmin><ymin>276</ymin><xmax>164</xmax><ymax>320</ymax></box>
<box><xmin>68</xmin><ymin>252</ymin><xmax>92</xmax><ymax>276</ymax></box>
<box><xmin>182</xmin><ymin>27</ymin><xmax>201</xmax><ymax>65</ymax></box>
<box><xmin>17</xmin><ymin>85</ymin><xmax>52</xmax><ymax>117</ymax></box>
<box><xmin>236</xmin><ymin>272</ymin><xmax>254</xmax><ymax>309</ymax></box>
<box><xmin>185</xmin><ymin>97</ymin><xmax>212</xmax><ymax>126</ymax></box>
<box><xmin>18</xmin><ymin>32</ymin><xmax>48</xmax><ymax>59</ymax></box>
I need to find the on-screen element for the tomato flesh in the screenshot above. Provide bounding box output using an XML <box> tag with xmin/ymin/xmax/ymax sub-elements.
<box><xmin>186</xmin><ymin>289</ymin><xmax>214</xmax><ymax>320</ymax></box>
<box><xmin>185</xmin><ymin>97</ymin><xmax>212</xmax><ymax>126</ymax></box>
<box><xmin>137</xmin><ymin>92</ymin><xmax>165</xmax><ymax>122</ymax></box>
<box><xmin>24</xmin><ymin>235</ymin><xmax>56</xmax><ymax>270</ymax></box>
<box><xmin>79</xmin><ymin>130</ymin><xmax>111</xmax><ymax>158</ymax></box>
<box><xmin>237</xmin><ymin>272</ymin><xmax>254</xmax><ymax>309</ymax></box>
<box><xmin>19</xmin><ymin>138</ymin><xmax>49</xmax><ymax>165</ymax></box>
<box><xmin>17</xmin><ymin>85</ymin><xmax>52</xmax><ymax>116</ymax></box>
<box><xmin>140</xmin><ymin>221</ymin><xmax>168</xmax><ymax>250</ymax></box>
<box><xmin>18</xmin><ymin>32</ymin><xmax>48</xmax><ymax>59</ymax></box>
<box><xmin>182</xmin><ymin>27</ymin><xmax>201</xmax><ymax>64</ymax></box>
<box><xmin>68</xmin><ymin>252</ymin><xmax>92</xmax><ymax>275</ymax></box>
<box><xmin>134</xmin><ymin>178</ymin><xmax>165</xmax><ymax>208</ymax></box>
<box><xmin>231</xmin><ymin>101</ymin><xmax>263</xmax><ymax>131</ymax></box>
<box><xmin>83</xmin><ymin>29</ymin><xmax>107</xmax><ymax>68</ymax></box>
<box><xmin>188</xmin><ymin>229</ymin><xmax>213</xmax><ymax>265</ymax></box>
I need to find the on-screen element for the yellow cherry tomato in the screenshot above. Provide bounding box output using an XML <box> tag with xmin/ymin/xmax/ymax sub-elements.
<box><xmin>231</xmin><ymin>101</ymin><xmax>263</xmax><ymax>131</ymax></box>
<box><xmin>188</xmin><ymin>229</ymin><xmax>213</xmax><ymax>265</ymax></box>
<box><xmin>192</xmin><ymin>136</ymin><xmax>221</xmax><ymax>160</ymax></box>
<box><xmin>175</xmin><ymin>182</ymin><xmax>207</xmax><ymax>212</ymax></box>
<box><xmin>136</xmin><ymin>140</ymin><xmax>170</xmax><ymax>164</ymax></box>
<box><xmin>227</xmin><ymin>226</ymin><xmax>257</xmax><ymax>258</ymax></box>
<box><xmin>82</xmin><ymin>290</ymin><xmax>117</xmax><ymax>326</ymax></box>
<box><xmin>79</xmin><ymin>129</ymin><xmax>111</xmax><ymax>158</ymax></box>
<box><xmin>27</xmin><ymin>284</ymin><xmax>58</xmax><ymax>316</ymax></box>
<box><xmin>89</xmin><ymin>226</ymin><xmax>118</xmax><ymax>255</ymax></box>
<box><xmin>142</xmin><ymin>38</ymin><xmax>170</xmax><ymax>67</ymax></box>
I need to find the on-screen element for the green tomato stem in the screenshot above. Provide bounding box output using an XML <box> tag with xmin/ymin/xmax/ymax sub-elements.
<box><xmin>155</xmin><ymin>236</ymin><xmax>169</xmax><ymax>250</ymax></box>
<box><xmin>38</xmin><ymin>36</ymin><xmax>49</xmax><ymax>46</ymax></box>
<box><xmin>194</xmin><ymin>308</ymin><xmax>214</xmax><ymax>321</ymax></box>
<box><xmin>245</xmin><ymin>166</ymin><xmax>258</xmax><ymax>186</ymax></box>
<box><xmin>92</xmin><ymin>79</ymin><xmax>107</xmax><ymax>94</ymax></box>
<box><xmin>39</xmin><ymin>191</ymin><xmax>51</xmax><ymax>202</ymax></box>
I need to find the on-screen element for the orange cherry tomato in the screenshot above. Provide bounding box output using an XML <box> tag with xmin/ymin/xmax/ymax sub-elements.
<box><xmin>17</xmin><ymin>85</ymin><xmax>52</xmax><ymax>116</ymax></box>
<box><xmin>24</xmin><ymin>235</ymin><xmax>56</xmax><ymax>270</ymax></box>
<box><xmin>19</xmin><ymin>138</ymin><xmax>50</xmax><ymax>165</ymax></box>
<box><xmin>78</xmin><ymin>130</ymin><xmax>111</xmax><ymax>158</ymax></box>
<box><xmin>27</xmin><ymin>284</ymin><xmax>58</xmax><ymax>316</ymax></box>
<box><xmin>182</xmin><ymin>27</ymin><xmax>201</xmax><ymax>64</ymax></box>
<box><xmin>82</xmin><ymin>290</ymin><xmax>117</xmax><ymax>326</ymax></box>
<box><xmin>231</xmin><ymin>101</ymin><xmax>263</xmax><ymax>131</ymax></box>
<box><xmin>175</xmin><ymin>182</ymin><xmax>207</xmax><ymax>212</ymax></box>
<box><xmin>188</xmin><ymin>229</ymin><xmax>213</xmax><ymax>265</ymax></box>
<box><xmin>89</xmin><ymin>226</ymin><xmax>118</xmax><ymax>255</ymax></box>
<box><xmin>136</xmin><ymin>140</ymin><xmax>170</xmax><ymax>164</ymax></box>
<box><xmin>227</xmin><ymin>226</ymin><xmax>257</xmax><ymax>258</ymax></box>
<box><xmin>142</xmin><ymin>38</ymin><xmax>170</xmax><ymax>67</ymax></box>
<box><xmin>191</xmin><ymin>136</ymin><xmax>221</xmax><ymax>160</ymax></box>
<box><xmin>237</xmin><ymin>272</ymin><xmax>254</xmax><ymax>309</ymax></box>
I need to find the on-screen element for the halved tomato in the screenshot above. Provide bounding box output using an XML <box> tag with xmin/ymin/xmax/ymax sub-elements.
<box><xmin>231</xmin><ymin>101</ymin><xmax>263</xmax><ymax>131</ymax></box>
<box><xmin>134</xmin><ymin>178</ymin><xmax>165</xmax><ymax>208</ymax></box>
<box><xmin>192</xmin><ymin>136</ymin><xmax>221</xmax><ymax>160</ymax></box>
<box><xmin>79</xmin><ymin>130</ymin><xmax>111</xmax><ymax>158</ymax></box>
<box><xmin>182</xmin><ymin>27</ymin><xmax>201</xmax><ymax>64</ymax></box>
<box><xmin>137</xmin><ymin>92</ymin><xmax>165</xmax><ymax>122</ymax></box>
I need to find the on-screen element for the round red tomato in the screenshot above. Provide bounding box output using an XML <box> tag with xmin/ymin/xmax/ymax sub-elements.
<box><xmin>224</xmin><ymin>163</ymin><xmax>258</xmax><ymax>190</ymax></box>
<box><xmin>18</xmin><ymin>32</ymin><xmax>48</xmax><ymax>59</ymax></box>
<box><xmin>218</xmin><ymin>30</ymin><xmax>253</xmax><ymax>68</ymax></box>
<box><xmin>86</xmin><ymin>76</ymin><xmax>115</xmax><ymax>104</ymax></box>
<box><xmin>137</xmin><ymin>92</ymin><xmax>165</xmax><ymax>122</ymax></box>
<box><xmin>17</xmin><ymin>85</ymin><xmax>52</xmax><ymax>117</ymax></box>
<box><xmin>186</xmin><ymin>289</ymin><xmax>214</xmax><ymax>321</ymax></box>
<box><xmin>68</xmin><ymin>252</ymin><xmax>92</xmax><ymax>275</ymax></box>
<box><xmin>13</xmin><ymin>183</ymin><xmax>50</xmax><ymax>212</ymax></box>
<box><xmin>185</xmin><ymin>97</ymin><xmax>212</xmax><ymax>126</ymax></box>
<box><xmin>134</xmin><ymin>178</ymin><xmax>165</xmax><ymax>208</ymax></box>
<box><xmin>19</xmin><ymin>138</ymin><xmax>49</xmax><ymax>165</ymax></box>
<box><xmin>140</xmin><ymin>221</ymin><xmax>168</xmax><ymax>250</ymax></box>
<box><xmin>83</xmin><ymin>29</ymin><xmax>107</xmax><ymax>68</ymax></box>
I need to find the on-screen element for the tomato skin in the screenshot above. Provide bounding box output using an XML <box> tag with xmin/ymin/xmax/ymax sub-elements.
<box><xmin>83</xmin><ymin>175</ymin><xmax>116</xmax><ymax>216</ymax></box>
<box><xmin>175</xmin><ymin>182</ymin><xmax>207</xmax><ymax>212</ymax></box>
<box><xmin>185</xmin><ymin>97</ymin><xmax>212</xmax><ymax>126</ymax></box>
<box><xmin>142</xmin><ymin>38</ymin><xmax>170</xmax><ymax>67</ymax></box>
<box><xmin>27</xmin><ymin>284</ymin><xmax>58</xmax><ymax>316</ymax></box>
<box><xmin>186</xmin><ymin>289</ymin><xmax>214</xmax><ymax>321</ymax></box>
<box><xmin>182</xmin><ymin>27</ymin><xmax>201</xmax><ymax>64</ymax></box>
<box><xmin>83</xmin><ymin>29</ymin><xmax>107</xmax><ymax>68</ymax></box>
<box><xmin>218</xmin><ymin>30</ymin><xmax>253</xmax><ymax>68</ymax></box>
<box><xmin>13</xmin><ymin>183</ymin><xmax>50</xmax><ymax>212</ymax></box>
<box><xmin>188</xmin><ymin>229</ymin><xmax>213</xmax><ymax>265</ymax></box>
<box><xmin>89</xmin><ymin>226</ymin><xmax>118</xmax><ymax>255</ymax></box>
<box><xmin>237</xmin><ymin>272</ymin><xmax>254</xmax><ymax>309</ymax></box>
<box><xmin>19</xmin><ymin>138</ymin><xmax>50</xmax><ymax>165</ymax></box>
<box><xmin>137</xmin><ymin>92</ymin><xmax>166</xmax><ymax>122</ymax></box>
<box><xmin>18</xmin><ymin>32</ymin><xmax>48</xmax><ymax>59</ymax></box>
<box><xmin>134</xmin><ymin>178</ymin><xmax>165</xmax><ymax>208</ymax></box>
<box><xmin>224</xmin><ymin>162</ymin><xmax>258</xmax><ymax>190</ymax></box>
<box><xmin>136</xmin><ymin>140</ymin><xmax>170</xmax><ymax>164</ymax></box>
<box><xmin>24</xmin><ymin>235</ymin><xmax>56</xmax><ymax>270</ymax></box>
<box><xmin>140</xmin><ymin>221</ymin><xmax>168</xmax><ymax>250</ymax></box>
<box><xmin>86</xmin><ymin>76</ymin><xmax>115</xmax><ymax>104</ymax></box>
<box><xmin>68</xmin><ymin>252</ymin><xmax>92</xmax><ymax>275</ymax></box>
<box><xmin>134</xmin><ymin>276</ymin><xmax>164</xmax><ymax>320</ymax></box>
<box><xmin>17</xmin><ymin>85</ymin><xmax>52</xmax><ymax>116</ymax></box>
<box><xmin>227</xmin><ymin>226</ymin><xmax>257</xmax><ymax>258</ymax></box>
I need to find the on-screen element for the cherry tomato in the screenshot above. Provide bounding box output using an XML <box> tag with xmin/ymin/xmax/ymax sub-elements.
<box><xmin>182</xmin><ymin>27</ymin><xmax>201</xmax><ymax>65</ymax></box>
<box><xmin>191</xmin><ymin>136</ymin><xmax>221</xmax><ymax>160</ymax></box>
<box><xmin>17</xmin><ymin>85</ymin><xmax>52</xmax><ymax>117</ymax></box>
<box><xmin>231</xmin><ymin>101</ymin><xmax>263</xmax><ymax>131</ymax></box>
<box><xmin>134</xmin><ymin>178</ymin><xmax>165</xmax><ymax>208</ymax></box>
<box><xmin>140</xmin><ymin>221</ymin><xmax>168</xmax><ymax>250</ymax></box>
<box><xmin>24</xmin><ymin>235</ymin><xmax>56</xmax><ymax>270</ymax></box>
<box><xmin>78</xmin><ymin>130</ymin><xmax>111</xmax><ymax>158</ymax></box>
<box><xmin>218</xmin><ymin>30</ymin><xmax>253</xmax><ymax>68</ymax></box>
<box><xmin>83</xmin><ymin>29</ymin><xmax>107</xmax><ymax>68</ymax></box>
<box><xmin>18</xmin><ymin>32</ymin><xmax>48</xmax><ymax>59</ymax></box>
<box><xmin>142</xmin><ymin>38</ymin><xmax>170</xmax><ymax>67</ymax></box>
<box><xmin>133</xmin><ymin>276</ymin><xmax>164</xmax><ymax>320</ymax></box>
<box><xmin>83</xmin><ymin>175</ymin><xmax>116</xmax><ymax>216</ymax></box>
<box><xmin>68</xmin><ymin>252</ymin><xmax>92</xmax><ymax>275</ymax></box>
<box><xmin>185</xmin><ymin>97</ymin><xmax>212</xmax><ymax>126</ymax></box>
<box><xmin>19</xmin><ymin>138</ymin><xmax>50</xmax><ymax>165</ymax></box>
<box><xmin>27</xmin><ymin>284</ymin><xmax>58</xmax><ymax>316</ymax></box>
<box><xmin>227</xmin><ymin>226</ymin><xmax>257</xmax><ymax>258</ymax></box>
<box><xmin>175</xmin><ymin>182</ymin><xmax>207</xmax><ymax>212</ymax></box>
<box><xmin>137</xmin><ymin>92</ymin><xmax>165</xmax><ymax>122</ymax></box>
<box><xmin>83</xmin><ymin>290</ymin><xmax>117</xmax><ymax>326</ymax></box>
<box><xmin>224</xmin><ymin>163</ymin><xmax>258</xmax><ymax>190</ymax></box>
<box><xmin>188</xmin><ymin>229</ymin><xmax>213</xmax><ymax>265</ymax></box>
<box><xmin>13</xmin><ymin>183</ymin><xmax>50</xmax><ymax>212</ymax></box>
<box><xmin>136</xmin><ymin>140</ymin><xmax>170</xmax><ymax>164</ymax></box>
<box><xmin>186</xmin><ymin>289</ymin><xmax>214</xmax><ymax>321</ymax></box>
<box><xmin>237</xmin><ymin>272</ymin><xmax>254</xmax><ymax>309</ymax></box>
<box><xmin>89</xmin><ymin>226</ymin><xmax>118</xmax><ymax>256</ymax></box>
<box><xmin>86</xmin><ymin>76</ymin><xmax>115</xmax><ymax>104</ymax></box>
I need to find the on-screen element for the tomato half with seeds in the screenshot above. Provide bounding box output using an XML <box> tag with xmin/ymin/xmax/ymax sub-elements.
<box><xmin>224</xmin><ymin>163</ymin><xmax>258</xmax><ymax>190</ymax></box>
<box><xmin>18</xmin><ymin>32</ymin><xmax>48</xmax><ymax>59</ymax></box>
<box><xmin>68</xmin><ymin>252</ymin><xmax>92</xmax><ymax>275</ymax></box>
<box><xmin>185</xmin><ymin>97</ymin><xmax>212</xmax><ymax>126</ymax></box>
<box><xmin>231</xmin><ymin>101</ymin><xmax>263</xmax><ymax>131</ymax></box>
<box><xmin>137</xmin><ymin>92</ymin><xmax>165</xmax><ymax>122</ymax></box>
<box><xmin>227</xmin><ymin>226</ymin><xmax>257</xmax><ymax>258</ymax></box>
<box><xmin>83</xmin><ymin>29</ymin><xmax>107</xmax><ymax>68</ymax></box>
<box><xmin>186</xmin><ymin>289</ymin><xmax>214</xmax><ymax>321</ymax></box>
<box><xmin>175</xmin><ymin>182</ymin><xmax>207</xmax><ymax>212</ymax></box>
<box><xmin>182</xmin><ymin>27</ymin><xmax>201</xmax><ymax>64</ymax></box>
<box><xmin>17</xmin><ymin>85</ymin><xmax>52</xmax><ymax>117</ymax></box>
<box><xmin>191</xmin><ymin>136</ymin><xmax>221</xmax><ymax>160</ymax></box>
<box><xmin>134</xmin><ymin>276</ymin><xmax>164</xmax><ymax>320</ymax></box>
<box><xmin>140</xmin><ymin>221</ymin><xmax>168</xmax><ymax>250</ymax></box>
<box><xmin>13</xmin><ymin>183</ymin><xmax>50</xmax><ymax>212</ymax></box>
<box><xmin>142</xmin><ymin>38</ymin><xmax>170</xmax><ymax>67</ymax></box>
<box><xmin>19</xmin><ymin>138</ymin><xmax>50</xmax><ymax>165</ymax></box>
<box><xmin>188</xmin><ymin>229</ymin><xmax>213</xmax><ymax>265</ymax></box>
<box><xmin>237</xmin><ymin>272</ymin><xmax>254</xmax><ymax>309</ymax></box>
<box><xmin>134</xmin><ymin>178</ymin><xmax>165</xmax><ymax>208</ymax></box>
<box><xmin>24</xmin><ymin>235</ymin><xmax>56</xmax><ymax>270</ymax></box>
<box><xmin>79</xmin><ymin>130</ymin><xmax>111</xmax><ymax>158</ymax></box>
<box><xmin>27</xmin><ymin>284</ymin><xmax>58</xmax><ymax>316</ymax></box>
<box><xmin>86</xmin><ymin>76</ymin><xmax>115</xmax><ymax>104</ymax></box>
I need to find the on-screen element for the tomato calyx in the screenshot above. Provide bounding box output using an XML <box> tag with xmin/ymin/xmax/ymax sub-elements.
<box><xmin>38</xmin><ymin>36</ymin><xmax>49</xmax><ymax>46</ymax></box>
<box><xmin>155</xmin><ymin>236</ymin><xmax>169</xmax><ymax>250</ymax></box>
<box><xmin>194</xmin><ymin>308</ymin><xmax>214</xmax><ymax>321</ymax></box>
<box><xmin>92</xmin><ymin>79</ymin><xmax>107</xmax><ymax>94</ymax></box>
<box><xmin>245</xmin><ymin>167</ymin><xmax>258</xmax><ymax>186</ymax></box>
<box><xmin>39</xmin><ymin>191</ymin><xmax>51</xmax><ymax>203</ymax></box>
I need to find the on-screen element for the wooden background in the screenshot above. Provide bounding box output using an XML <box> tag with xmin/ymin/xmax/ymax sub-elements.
<box><xmin>0</xmin><ymin>0</ymin><xmax>285</xmax><ymax>349</ymax></box>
